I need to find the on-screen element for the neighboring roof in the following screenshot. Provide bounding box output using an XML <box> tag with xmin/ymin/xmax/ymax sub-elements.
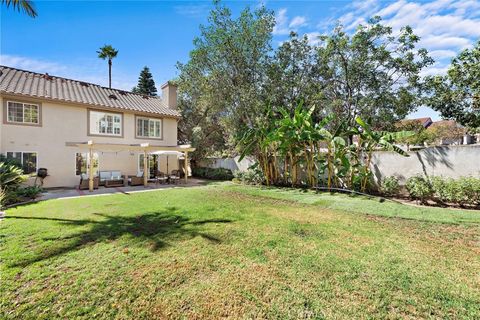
<box><xmin>0</xmin><ymin>65</ymin><xmax>180</xmax><ymax>118</ymax></box>
<box><xmin>397</xmin><ymin>117</ymin><xmax>433</xmax><ymax>128</ymax></box>
<box><xmin>427</xmin><ymin>120</ymin><xmax>464</xmax><ymax>129</ymax></box>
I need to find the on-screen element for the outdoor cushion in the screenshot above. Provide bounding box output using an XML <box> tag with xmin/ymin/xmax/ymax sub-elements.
<box><xmin>111</xmin><ymin>171</ymin><xmax>122</xmax><ymax>180</ymax></box>
<box><xmin>81</xmin><ymin>173</ymin><xmax>87</xmax><ymax>179</ymax></box>
<box><xmin>136</xmin><ymin>171</ymin><xmax>143</xmax><ymax>177</ymax></box>
<box><xmin>99</xmin><ymin>171</ymin><xmax>111</xmax><ymax>181</ymax></box>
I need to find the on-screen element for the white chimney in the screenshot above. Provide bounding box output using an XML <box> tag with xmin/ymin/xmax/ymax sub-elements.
<box><xmin>161</xmin><ymin>81</ymin><xmax>177</xmax><ymax>109</ymax></box>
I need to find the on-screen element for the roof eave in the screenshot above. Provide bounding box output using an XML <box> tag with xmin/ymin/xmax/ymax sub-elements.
<box><xmin>0</xmin><ymin>91</ymin><xmax>182</xmax><ymax>119</ymax></box>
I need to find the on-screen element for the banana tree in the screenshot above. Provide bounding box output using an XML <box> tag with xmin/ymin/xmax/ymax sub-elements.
<box><xmin>238</xmin><ymin>110</ymin><xmax>280</xmax><ymax>186</ymax></box>
<box><xmin>317</xmin><ymin>125</ymin><xmax>354</xmax><ymax>190</ymax></box>
<box><xmin>276</xmin><ymin>103</ymin><xmax>321</xmax><ymax>186</ymax></box>
<box><xmin>354</xmin><ymin>116</ymin><xmax>414</xmax><ymax>192</ymax></box>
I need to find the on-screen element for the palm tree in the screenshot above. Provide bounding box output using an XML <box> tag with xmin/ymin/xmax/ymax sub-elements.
<box><xmin>1</xmin><ymin>0</ymin><xmax>37</xmax><ymax>17</ymax></box>
<box><xmin>97</xmin><ymin>45</ymin><xmax>119</xmax><ymax>88</ymax></box>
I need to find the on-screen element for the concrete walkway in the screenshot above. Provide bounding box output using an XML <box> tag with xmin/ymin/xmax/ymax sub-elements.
<box><xmin>39</xmin><ymin>178</ymin><xmax>209</xmax><ymax>200</ymax></box>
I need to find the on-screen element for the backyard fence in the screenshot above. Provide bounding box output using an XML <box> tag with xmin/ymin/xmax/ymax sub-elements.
<box><xmin>199</xmin><ymin>144</ymin><xmax>480</xmax><ymax>184</ymax></box>
<box><xmin>197</xmin><ymin>156</ymin><xmax>256</xmax><ymax>173</ymax></box>
<box><xmin>370</xmin><ymin>144</ymin><xmax>480</xmax><ymax>184</ymax></box>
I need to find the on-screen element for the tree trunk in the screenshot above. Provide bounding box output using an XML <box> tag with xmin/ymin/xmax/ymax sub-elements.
<box><xmin>361</xmin><ymin>152</ymin><xmax>372</xmax><ymax>192</ymax></box>
<box><xmin>108</xmin><ymin>59</ymin><xmax>112</xmax><ymax>88</ymax></box>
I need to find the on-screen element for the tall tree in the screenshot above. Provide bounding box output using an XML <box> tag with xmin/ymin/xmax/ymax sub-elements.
<box><xmin>425</xmin><ymin>40</ymin><xmax>480</xmax><ymax>128</ymax></box>
<box><xmin>132</xmin><ymin>66</ymin><xmax>157</xmax><ymax>96</ymax></box>
<box><xmin>177</xmin><ymin>1</ymin><xmax>274</xmax><ymax>158</ymax></box>
<box><xmin>265</xmin><ymin>32</ymin><xmax>322</xmax><ymax>113</ymax></box>
<box><xmin>97</xmin><ymin>45</ymin><xmax>119</xmax><ymax>89</ymax></box>
<box><xmin>1</xmin><ymin>0</ymin><xmax>37</xmax><ymax>17</ymax></box>
<box><xmin>315</xmin><ymin>18</ymin><xmax>433</xmax><ymax>130</ymax></box>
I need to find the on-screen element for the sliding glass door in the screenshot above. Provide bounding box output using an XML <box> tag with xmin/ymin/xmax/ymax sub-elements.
<box><xmin>138</xmin><ymin>154</ymin><xmax>159</xmax><ymax>178</ymax></box>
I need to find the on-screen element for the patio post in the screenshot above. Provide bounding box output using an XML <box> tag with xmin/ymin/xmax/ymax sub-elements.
<box><xmin>140</xmin><ymin>143</ymin><xmax>150</xmax><ymax>188</ymax></box>
<box><xmin>184</xmin><ymin>151</ymin><xmax>188</xmax><ymax>184</ymax></box>
<box><xmin>88</xmin><ymin>141</ymin><xmax>94</xmax><ymax>192</ymax></box>
<box><xmin>143</xmin><ymin>150</ymin><xmax>148</xmax><ymax>187</ymax></box>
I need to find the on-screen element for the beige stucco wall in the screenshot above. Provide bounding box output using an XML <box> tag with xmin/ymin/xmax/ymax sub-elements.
<box><xmin>0</xmin><ymin>95</ymin><xmax>179</xmax><ymax>188</ymax></box>
<box><xmin>370</xmin><ymin>144</ymin><xmax>480</xmax><ymax>185</ymax></box>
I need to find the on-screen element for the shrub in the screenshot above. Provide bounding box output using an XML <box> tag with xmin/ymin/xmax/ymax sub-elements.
<box><xmin>431</xmin><ymin>176</ymin><xmax>448</xmax><ymax>203</ymax></box>
<box><xmin>458</xmin><ymin>176</ymin><xmax>480</xmax><ymax>205</ymax></box>
<box><xmin>192</xmin><ymin>167</ymin><xmax>234</xmax><ymax>180</ymax></box>
<box><xmin>16</xmin><ymin>186</ymin><xmax>44</xmax><ymax>200</ymax></box>
<box><xmin>406</xmin><ymin>175</ymin><xmax>433</xmax><ymax>203</ymax></box>
<box><xmin>0</xmin><ymin>187</ymin><xmax>5</xmax><ymax>210</ymax></box>
<box><xmin>380</xmin><ymin>176</ymin><xmax>400</xmax><ymax>196</ymax></box>
<box><xmin>431</xmin><ymin>176</ymin><xmax>480</xmax><ymax>206</ymax></box>
<box><xmin>0</xmin><ymin>161</ymin><xmax>27</xmax><ymax>190</ymax></box>
<box><xmin>2</xmin><ymin>190</ymin><xmax>20</xmax><ymax>206</ymax></box>
<box><xmin>406</xmin><ymin>175</ymin><xmax>480</xmax><ymax>207</ymax></box>
<box><xmin>233</xmin><ymin>168</ymin><xmax>264</xmax><ymax>185</ymax></box>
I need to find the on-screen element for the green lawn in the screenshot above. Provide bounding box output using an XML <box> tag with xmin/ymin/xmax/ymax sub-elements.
<box><xmin>1</xmin><ymin>184</ymin><xmax>479</xmax><ymax>319</ymax></box>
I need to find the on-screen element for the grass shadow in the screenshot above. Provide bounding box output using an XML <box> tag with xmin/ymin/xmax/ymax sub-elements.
<box><xmin>6</xmin><ymin>208</ymin><xmax>232</xmax><ymax>268</ymax></box>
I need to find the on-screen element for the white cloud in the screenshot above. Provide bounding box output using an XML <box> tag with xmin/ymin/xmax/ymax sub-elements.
<box><xmin>329</xmin><ymin>0</ymin><xmax>479</xmax><ymax>76</ymax></box>
<box><xmin>273</xmin><ymin>8</ymin><xmax>290</xmax><ymax>35</ymax></box>
<box><xmin>428</xmin><ymin>49</ymin><xmax>457</xmax><ymax>60</ymax></box>
<box><xmin>174</xmin><ymin>4</ymin><xmax>211</xmax><ymax>18</ymax></box>
<box><xmin>419</xmin><ymin>35</ymin><xmax>472</xmax><ymax>50</ymax></box>
<box><xmin>0</xmin><ymin>55</ymin><xmax>67</xmax><ymax>74</ymax></box>
<box><xmin>0</xmin><ymin>54</ymin><xmax>137</xmax><ymax>90</ymax></box>
<box><xmin>289</xmin><ymin>16</ymin><xmax>307</xmax><ymax>28</ymax></box>
<box><xmin>376</xmin><ymin>0</ymin><xmax>407</xmax><ymax>17</ymax></box>
<box><xmin>451</xmin><ymin>0</ymin><xmax>480</xmax><ymax>18</ymax></box>
<box><xmin>305</xmin><ymin>32</ymin><xmax>321</xmax><ymax>46</ymax></box>
<box><xmin>420</xmin><ymin>65</ymin><xmax>450</xmax><ymax>77</ymax></box>
<box><xmin>415</xmin><ymin>14</ymin><xmax>480</xmax><ymax>37</ymax></box>
<box><xmin>273</xmin><ymin>8</ymin><xmax>308</xmax><ymax>35</ymax></box>
<box><xmin>338</xmin><ymin>0</ymin><xmax>381</xmax><ymax>30</ymax></box>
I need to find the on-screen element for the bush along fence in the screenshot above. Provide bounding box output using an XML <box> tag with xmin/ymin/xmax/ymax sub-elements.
<box><xmin>379</xmin><ymin>174</ymin><xmax>480</xmax><ymax>207</ymax></box>
<box><xmin>237</xmin><ymin>103</ymin><xmax>413</xmax><ymax>193</ymax></box>
<box><xmin>192</xmin><ymin>167</ymin><xmax>234</xmax><ymax>180</ymax></box>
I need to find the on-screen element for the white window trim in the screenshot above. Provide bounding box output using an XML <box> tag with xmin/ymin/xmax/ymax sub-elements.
<box><xmin>136</xmin><ymin>116</ymin><xmax>163</xmax><ymax>139</ymax></box>
<box><xmin>88</xmin><ymin>110</ymin><xmax>123</xmax><ymax>137</ymax></box>
<box><xmin>74</xmin><ymin>152</ymin><xmax>100</xmax><ymax>176</ymax></box>
<box><xmin>6</xmin><ymin>100</ymin><xmax>40</xmax><ymax>124</ymax></box>
<box><xmin>4</xmin><ymin>151</ymin><xmax>39</xmax><ymax>175</ymax></box>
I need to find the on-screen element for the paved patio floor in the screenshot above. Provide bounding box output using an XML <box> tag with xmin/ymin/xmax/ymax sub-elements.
<box><xmin>38</xmin><ymin>178</ymin><xmax>209</xmax><ymax>200</ymax></box>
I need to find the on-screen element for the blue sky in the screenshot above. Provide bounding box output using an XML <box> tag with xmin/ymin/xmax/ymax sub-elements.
<box><xmin>2</xmin><ymin>0</ymin><xmax>479</xmax><ymax>120</ymax></box>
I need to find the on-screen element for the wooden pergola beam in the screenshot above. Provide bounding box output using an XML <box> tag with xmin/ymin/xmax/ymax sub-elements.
<box><xmin>184</xmin><ymin>151</ymin><xmax>188</xmax><ymax>184</ymax></box>
<box><xmin>141</xmin><ymin>143</ymin><xmax>149</xmax><ymax>187</ymax></box>
<box><xmin>71</xmin><ymin>142</ymin><xmax>195</xmax><ymax>153</ymax></box>
<box><xmin>88</xmin><ymin>140</ymin><xmax>94</xmax><ymax>192</ymax></box>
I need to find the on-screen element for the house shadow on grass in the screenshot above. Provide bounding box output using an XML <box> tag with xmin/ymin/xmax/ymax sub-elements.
<box><xmin>6</xmin><ymin>208</ymin><xmax>232</xmax><ymax>268</ymax></box>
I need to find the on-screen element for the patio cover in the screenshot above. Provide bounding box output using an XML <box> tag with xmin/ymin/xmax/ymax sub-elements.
<box><xmin>68</xmin><ymin>141</ymin><xmax>195</xmax><ymax>191</ymax></box>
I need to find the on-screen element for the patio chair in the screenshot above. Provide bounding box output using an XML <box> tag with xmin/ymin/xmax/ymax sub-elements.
<box><xmin>128</xmin><ymin>171</ymin><xmax>144</xmax><ymax>186</ymax></box>
<box><xmin>169</xmin><ymin>170</ymin><xmax>181</xmax><ymax>184</ymax></box>
<box><xmin>79</xmin><ymin>175</ymin><xmax>99</xmax><ymax>190</ymax></box>
<box><xmin>156</xmin><ymin>171</ymin><xmax>168</xmax><ymax>185</ymax></box>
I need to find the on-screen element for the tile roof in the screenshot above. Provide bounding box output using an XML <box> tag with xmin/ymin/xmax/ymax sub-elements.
<box><xmin>0</xmin><ymin>65</ymin><xmax>180</xmax><ymax>118</ymax></box>
<box><xmin>397</xmin><ymin>117</ymin><xmax>433</xmax><ymax>128</ymax></box>
<box><xmin>428</xmin><ymin>120</ymin><xmax>463</xmax><ymax>128</ymax></box>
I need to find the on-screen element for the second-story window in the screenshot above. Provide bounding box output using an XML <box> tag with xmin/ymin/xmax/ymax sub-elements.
<box><xmin>7</xmin><ymin>101</ymin><xmax>39</xmax><ymax>124</ymax></box>
<box><xmin>136</xmin><ymin>117</ymin><xmax>162</xmax><ymax>139</ymax></box>
<box><xmin>89</xmin><ymin>110</ymin><xmax>122</xmax><ymax>136</ymax></box>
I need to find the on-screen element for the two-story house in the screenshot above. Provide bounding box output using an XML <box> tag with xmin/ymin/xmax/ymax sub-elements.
<box><xmin>0</xmin><ymin>65</ymin><xmax>193</xmax><ymax>189</ymax></box>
